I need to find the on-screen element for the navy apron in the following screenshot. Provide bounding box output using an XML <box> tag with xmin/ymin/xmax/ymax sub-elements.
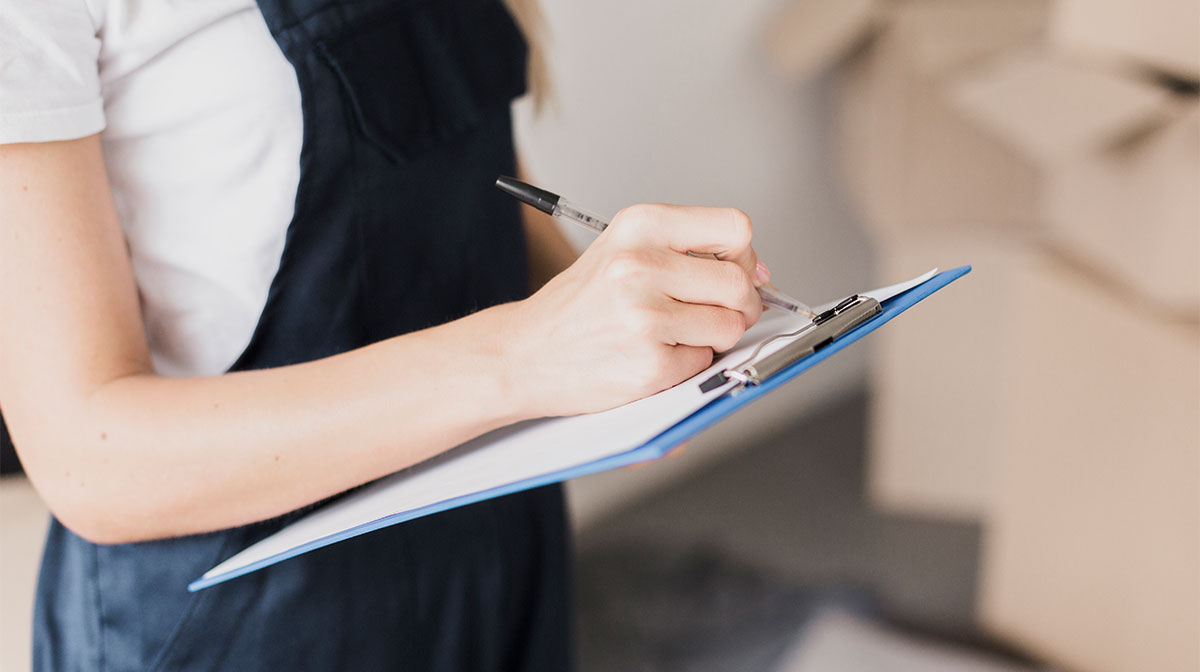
<box><xmin>33</xmin><ymin>0</ymin><xmax>572</xmax><ymax>668</ymax></box>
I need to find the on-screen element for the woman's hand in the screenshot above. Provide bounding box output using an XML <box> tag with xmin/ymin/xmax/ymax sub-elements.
<box><xmin>503</xmin><ymin>203</ymin><xmax>766</xmax><ymax>416</ymax></box>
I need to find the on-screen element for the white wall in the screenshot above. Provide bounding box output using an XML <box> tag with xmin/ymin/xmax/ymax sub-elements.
<box><xmin>513</xmin><ymin>0</ymin><xmax>875</xmax><ymax>528</ymax></box>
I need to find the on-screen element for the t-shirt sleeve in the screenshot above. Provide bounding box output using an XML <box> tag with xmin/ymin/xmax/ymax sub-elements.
<box><xmin>0</xmin><ymin>0</ymin><xmax>105</xmax><ymax>144</ymax></box>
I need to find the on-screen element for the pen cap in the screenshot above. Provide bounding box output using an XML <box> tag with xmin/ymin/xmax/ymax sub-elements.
<box><xmin>495</xmin><ymin>176</ymin><xmax>560</xmax><ymax>215</ymax></box>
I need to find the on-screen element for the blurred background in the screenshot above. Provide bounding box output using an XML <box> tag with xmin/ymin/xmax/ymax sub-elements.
<box><xmin>2</xmin><ymin>0</ymin><xmax>1197</xmax><ymax>670</ymax></box>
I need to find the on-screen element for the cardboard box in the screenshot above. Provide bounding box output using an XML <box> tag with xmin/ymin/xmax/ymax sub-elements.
<box><xmin>1046</xmin><ymin>105</ymin><xmax>1200</xmax><ymax>315</ymax></box>
<box><xmin>978</xmin><ymin>259</ymin><xmax>1200</xmax><ymax>672</ymax></box>
<box><xmin>878</xmin><ymin>0</ymin><xmax>1051</xmax><ymax>79</ymax></box>
<box><xmin>776</xmin><ymin>0</ymin><xmax>1195</xmax><ymax>310</ymax></box>
<box><xmin>833</xmin><ymin>1</ymin><xmax>1048</xmax><ymax>236</ymax></box>
<box><xmin>948</xmin><ymin>50</ymin><xmax>1173</xmax><ymax>165</ymax></box>
<box><xmin>766</xmin><ymin>0</ymin><xmax>880</xmax><ymax>82</ymax></box>
<box><xmin>948</xmin><ymin>48</ymin><xmax>1200</xmax><ymax>311</ymax></box>
<box><xmin>767</xmin><ymin>0</ymin><xmax>1052</xmax><ymax>81</ymax></box>
<box><xmin>1053</xmin><ymin>0</ymin><xmax>1200</xmax><ymax>82</ymax></box>
<box><xmin>867</xmin><ymin>235</ymin><xmax>1037</xmax><ymax>519</ymax></box>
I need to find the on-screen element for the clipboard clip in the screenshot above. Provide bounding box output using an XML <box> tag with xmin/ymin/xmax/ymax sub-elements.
<box><xmin>699</xmin><ymin>294</ymin><xmax>883</xmax><ymax>393</ymax></box>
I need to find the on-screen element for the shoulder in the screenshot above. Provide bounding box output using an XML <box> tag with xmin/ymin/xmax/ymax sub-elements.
<box><xmin>0</xmin><ymin>0</ymin><xmax>105</xmax><ymax>143</ymax></box>
<box><xmin>0</xmin><ymin>0</ymin><xmax>268</xmax><ymax>146</ymax></box>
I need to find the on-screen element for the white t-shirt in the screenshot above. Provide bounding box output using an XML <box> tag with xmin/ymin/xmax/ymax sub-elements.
<box><xmin>0</xmin><ymin>0</ymin><xmax>303</xmax><ymax>376</ymax></box>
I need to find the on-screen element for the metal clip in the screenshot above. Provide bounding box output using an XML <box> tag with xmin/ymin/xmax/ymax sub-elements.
<box><xmin>699</xmin><ymin>295</ymin><xmax>882</xmax><ymax>393</ymax></box>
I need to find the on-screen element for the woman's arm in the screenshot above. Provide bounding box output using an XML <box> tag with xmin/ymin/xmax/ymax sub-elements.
<box><xmin>0</xmin><ymin>136</ymin><xmax>763</xmax><ymax>544</ymax></box>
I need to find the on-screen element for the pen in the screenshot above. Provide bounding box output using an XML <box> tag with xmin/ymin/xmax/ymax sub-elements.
<box><xmin>495</xmin><ymin>176</ymin><xmax>816</xmax><ymax>317</ymax></box>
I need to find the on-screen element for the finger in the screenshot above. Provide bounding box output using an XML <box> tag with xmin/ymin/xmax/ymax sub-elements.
<box><xmin>618</xmin><ymin>204</ymin><xmax>756</xmax><ymax>272</ymax></box>
<box><xmin>656</xmin><ymin>252</ymin><xmax>762</xmax><ymax>326</ymax></box>
<box><xmin>657</xmin><ymin>301</ymin><xmax>749</xmax><ymax>353</ymax></box>
<box><xmin>721</xmin><ymin>241</ymin><xmax>759</xmax><ymax>289</ymax></box>
<box><xmin>668</xmin><ymin>206</ymin><xmax>760</xmax><ymax>282</ymax></box>
<box><xmin>664</xmin><ymin>344</ymin><xmax>716</xmax><ymax>380</ymax></box>
<box><xmin>691</xmin><ymin>247</ymin><xmax>763</xmax><ymax>293</ymax></box>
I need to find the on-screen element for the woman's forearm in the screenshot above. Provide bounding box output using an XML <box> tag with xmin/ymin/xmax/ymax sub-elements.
<box><xmin>40</xmin><ymin>302</ymin><xmax>527</xmax><ymax>544</ymax></box>
<box><xmin>2</xmin><ymin>138</ymin><xmax>543</xmax><ymax>543</ymax></box>
<box><xmin>4</xmin><ymin>138</ymin><xmax>764</xmax><ymax>546</ymax></box>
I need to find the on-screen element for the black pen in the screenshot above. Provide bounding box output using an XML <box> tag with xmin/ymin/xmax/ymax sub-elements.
<box><xmin>495</xmin><ymin>175</ymin><xmax>816</xmax><ymax>316</ymax></box>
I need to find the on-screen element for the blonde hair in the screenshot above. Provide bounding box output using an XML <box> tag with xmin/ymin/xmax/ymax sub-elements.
<box><xmin>503</xmin><ymin>0</ymin><xmax>551</xmax><ymax>113</ymax></box>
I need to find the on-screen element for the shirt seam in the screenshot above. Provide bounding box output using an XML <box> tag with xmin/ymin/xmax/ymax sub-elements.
<box><xmin>0</xmin><ymin>100</ymin><xmax>106</xmax><ymax>144</ymax></box>
<box><xmin>0</xmin><ymin>99</ymin><xmax>104</xmax><ymax>120</ymax></box>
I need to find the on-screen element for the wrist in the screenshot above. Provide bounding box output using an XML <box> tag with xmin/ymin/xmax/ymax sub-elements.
<box><xmin>472</xmin><ymin>300</ymin><xmax>539</xmax><ymax>425</ymax></box>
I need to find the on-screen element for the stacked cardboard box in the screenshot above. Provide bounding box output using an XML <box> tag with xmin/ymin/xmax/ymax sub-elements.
<box><xmin>979</xmin><ymin>258</ymin><xmax>1200</xmax><ymax>672</ymax></box>
<box><xmin>867</xmin><ymin>235</ymin><xmax>1037</xmax><ymax>519</ymax></box>
<box><xmin>948</xmin><ymin>50</ymin><xmax>1198</xmax><ymax>314</ymax></box>
<box><xmin>769</xmin><ymin>1</ymin><xmax>1199</xmax><ymax>670</ymax></box>
<box><xmin>824</xmin><ymin>0</ymin><xmax>1050</xmax><ymax>237</ymax></box>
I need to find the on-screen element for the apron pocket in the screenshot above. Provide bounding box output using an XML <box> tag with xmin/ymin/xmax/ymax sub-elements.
<box><xmin>315</xmin><ymin>0</ymin><xmax>528</xmax><ymax>164</ymax></box>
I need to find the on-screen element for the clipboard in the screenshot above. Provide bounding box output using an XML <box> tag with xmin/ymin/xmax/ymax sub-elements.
<box><xmin>614</xmin><ymin>266</ymin><xmax>969</xmax><ymax>466</ymax></box>
<box><xmin>189</xmin><ymin>265</ymin><xmax>971</xmax><ymax>591</ymax></box>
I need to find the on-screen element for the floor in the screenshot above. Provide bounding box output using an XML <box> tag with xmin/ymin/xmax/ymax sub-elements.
<box><xmin>576</xmin><ymin>391</ymin><xmax>985</xmax><ymax>643</ymax></box>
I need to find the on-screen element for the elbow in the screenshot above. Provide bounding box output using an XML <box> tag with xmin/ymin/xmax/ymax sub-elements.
<box><xmin>54</xmin><ymin>507</ymin><xmax>135</xmax><ymax>546</ymax></box>
<box><xmin>8</xmin><ymin>400</ymin><xmax>167</xmax><ymax>545</ymax></box>
<box><xmin>32</xmin><ymin>477</ymin><xmax>144</xmax><ymax>546</ymax></box>
<box><xmin>68</xmin><ymin>526</ymin><xmax>122</xmax><ymax>545</ymax></box>
<box><xmin>16</xmin><ymin>441</ymin><xmax>149</xmax><ymax>546</ymax></box>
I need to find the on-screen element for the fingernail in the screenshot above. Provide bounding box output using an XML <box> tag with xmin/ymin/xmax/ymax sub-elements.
<box><xmin>755</xmin><ymin>261</ymin><xmax>771</xmax><ymax>284</ymax></box>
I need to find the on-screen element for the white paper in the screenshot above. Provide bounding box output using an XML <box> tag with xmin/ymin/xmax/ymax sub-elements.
<box><xmin>813</xmin><ymin>267</ymin><xmax>938</xmax><ymax>313</ymax></box>
<box><xmin>200</xmin><ymin>270</ymin><xmax>937</xmax><ymax>582</ymax></box>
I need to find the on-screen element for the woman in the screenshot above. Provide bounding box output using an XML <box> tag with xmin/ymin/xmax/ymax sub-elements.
<box><xmin>0</xmin><ymin>0</ymin><xmax>768</xmax><ymax>668</ymax></box>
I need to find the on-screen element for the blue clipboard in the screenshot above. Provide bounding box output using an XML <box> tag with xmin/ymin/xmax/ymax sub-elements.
<box><xmin>189</xmin><ymin>265</ymin><xmax>970</xmax><ymax>591</ymax></box>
